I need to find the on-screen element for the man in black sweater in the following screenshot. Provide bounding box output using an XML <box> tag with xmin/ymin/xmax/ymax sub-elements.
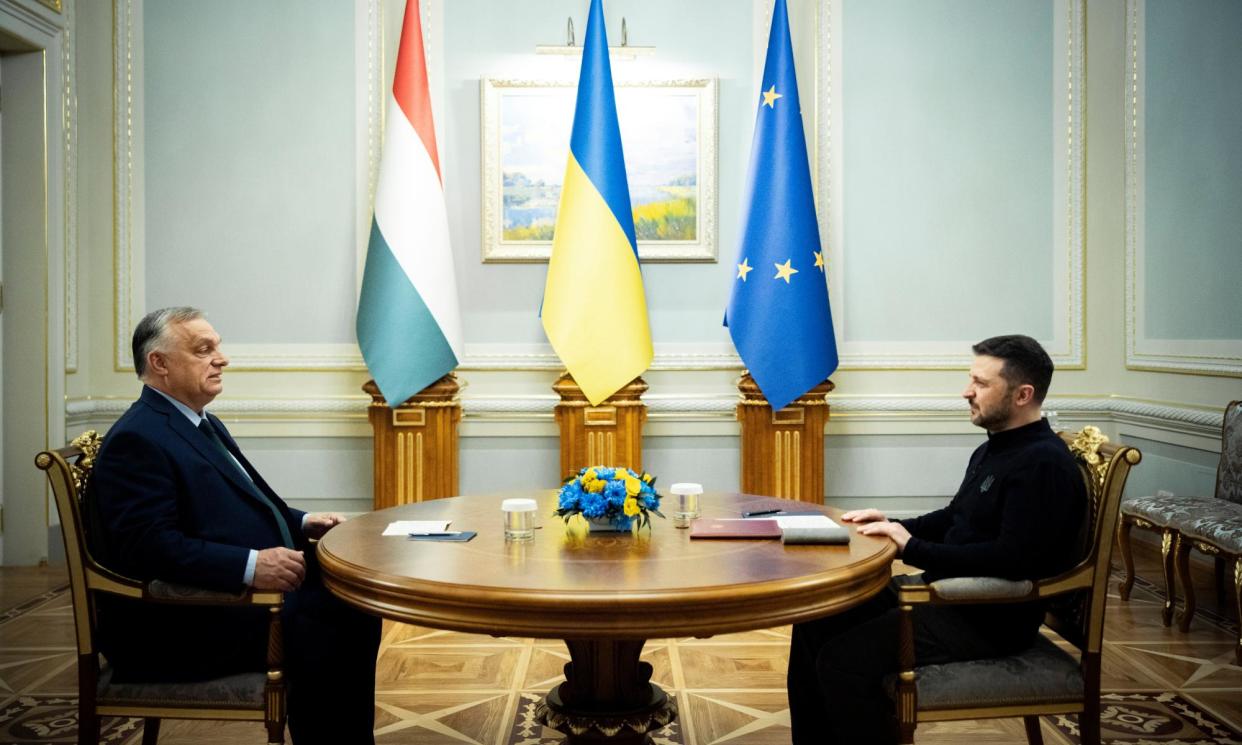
<box><xmin>787</xmin><ymin>334</ymin><xmax>1087</xmax><ymax>744</ymax></box>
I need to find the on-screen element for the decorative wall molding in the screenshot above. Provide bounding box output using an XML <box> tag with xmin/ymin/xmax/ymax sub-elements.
<box><xmin>112</xmin><ymin>0</ymin><xmax>383</xmax><ymax>371</ymax></box>
<box><xmin>1123</xmin><ymin>0</ymin><xmax>1242</xmax><ymax>377</ymax></box>
<box><xmin>62</xmin><ymin>0</ymin><xmax>77</xmax><ymax>371</ymax></box>
<box><xmin>66</xmin><ymin>394</ymin><xmax>1225</xmax><ymax>439</ymax></box>
<box><xmin>818</xmin><ymin>0</ymin><xmax>1086</xmax><ymax>369</ymax></box>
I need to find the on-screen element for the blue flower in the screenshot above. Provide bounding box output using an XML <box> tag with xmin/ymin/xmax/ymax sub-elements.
<box><xmin>580</xmin><ymin>490</ymin><xmax>607</xmax><ymax>518</ymax></box>
<box><xmin>558</xmin><ymin>481</ymin><xmax>584</xmax><ymax>510</ymax></box>
<box><xmin>604</xmin><ymin>479</ymin><xmax>627</xmax><ymax>506</ymax></box>
<box><xmin>642</xmin><ymin>494</ymin><xmax>658</xmax><ymax>510</ymax></box>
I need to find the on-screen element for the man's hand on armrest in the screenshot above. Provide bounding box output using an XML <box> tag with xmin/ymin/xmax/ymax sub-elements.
<box><xmin>253</xmin><ymin>547</ymin><xmax>306</xmax><ymax>592</ymax></box>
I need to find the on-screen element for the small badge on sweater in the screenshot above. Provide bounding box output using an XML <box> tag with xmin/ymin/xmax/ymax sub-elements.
<box><xmin>979</xmin><ymin>474</ymin><xmax>995</xmax><ymax>492</ymax></box>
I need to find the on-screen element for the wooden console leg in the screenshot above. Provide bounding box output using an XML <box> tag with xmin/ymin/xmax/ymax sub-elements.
<box><xmin>1160</xmin><ymin>530</ymin><xmax>1176</xmax><ymax>627</ymax></box>
<box><xmin>1117</xmin><ymin>518</ymin><xmax>1136</xmax><ymax>600</ymax></box>
<box><xmin>1234</xmin><ymin>558</ymin><xmax>1242</xmax><ymax>666</ymax></box>
<box><xmin>1174</xmin><ymin>534</ymin><xmax>1196</xmax><ymax>632</ymax></box>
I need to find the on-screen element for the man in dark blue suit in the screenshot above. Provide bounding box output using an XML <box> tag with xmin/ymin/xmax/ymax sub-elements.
<box><xmin>89</xmin><ymin>307</ymin><xmax>381</xmax><ymax>745</ymax></box>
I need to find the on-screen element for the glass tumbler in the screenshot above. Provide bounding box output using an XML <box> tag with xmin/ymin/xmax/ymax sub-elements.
<box><xmin>502</xmin><ymin>498</ymin><xmax>537</xmax><ymax>541</ymax></box>
<box><xmin>670</xmin><ymin>483</ymin><xmax>703</xmax><ymax>528</ymax></box>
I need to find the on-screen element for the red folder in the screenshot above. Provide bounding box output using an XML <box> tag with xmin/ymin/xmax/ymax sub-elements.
<box><xmin>689</xmin><ymin>518</ymin><xmax>781</xmax><ymax>539</ymax></box>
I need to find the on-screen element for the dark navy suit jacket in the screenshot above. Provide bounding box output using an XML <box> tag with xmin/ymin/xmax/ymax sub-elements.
<box><xmin>88</xmin><ymin>385</ymin><xmax>307</xmax><ymax>678</ymax></box>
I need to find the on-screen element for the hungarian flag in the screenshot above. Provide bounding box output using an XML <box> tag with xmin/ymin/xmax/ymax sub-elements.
<box><xmin>356</xmin><ymin>0</ymin><xmax>462</xmax><ymax>406</ymax></box>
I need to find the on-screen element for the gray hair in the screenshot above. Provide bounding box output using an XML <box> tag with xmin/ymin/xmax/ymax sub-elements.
<box><xmin>132</xmin><ymin>306</ymin><xmax>205</xmax><ymax>379</ymax></box>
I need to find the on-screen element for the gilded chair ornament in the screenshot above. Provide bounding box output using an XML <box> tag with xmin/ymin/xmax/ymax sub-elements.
<box><xmin>1069</xmin><ymin>426</ymin><xmax>1110</xmax><ymax>488</ymax></box>
<box><xmin>68</xmin><ymin>430</ymin><xmax>103</xmax><ymax>495</ymax></box>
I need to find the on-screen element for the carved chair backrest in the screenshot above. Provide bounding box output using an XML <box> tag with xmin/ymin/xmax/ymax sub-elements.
<box><xmin>35</xmin><ymin>431</ymin><xmax>105</xmax><ymax>657</ymax></box>
<box><xmin>1049</xmin><ymin>428</ymin><xmax>1141</xmax><ymax>654</ymax></box>
<box><xmin>1216</xmin><ymin>400</ymin><xmax>1242</xmax><ymax>505</ymax></box>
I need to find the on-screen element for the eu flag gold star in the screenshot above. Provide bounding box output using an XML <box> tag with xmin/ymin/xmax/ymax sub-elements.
<box><xmin>814</xmin><ymin>251</ymin><xmax>825</xmax><ymax>272</ymax></box>
<box><xmin>762</xmin><ymin>85</ymin><xmax>782</xmax><ymax>108</ymax></box>
<box><xmin>774</xmin><ymin>259</ymin><xmax>798</xmax><ymax>283</ymax></box>
<box><xmin>737</xmin><ymin>257</ymin><xmax>754</xmax><ymax>281</ymax></box>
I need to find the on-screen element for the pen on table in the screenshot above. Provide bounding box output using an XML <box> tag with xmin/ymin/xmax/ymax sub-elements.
<box><xmin>742</xmin><ymin>509</ymin><xmax>782</xmax><ymax>517</ymax></box>
<box><xmin>408</xmin><ymin>531</ymin><xmax>462</xmax><ymax>537</ymax></box>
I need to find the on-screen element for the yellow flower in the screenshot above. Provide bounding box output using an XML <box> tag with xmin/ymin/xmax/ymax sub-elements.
<box><xmin>586</xmin><ymin>478</ymin><xmax>605</xmax><ymax>493</ymax></box>
<box><xmin>623</xmin><ymin>497</ymin><xmax>640</xmax><ymax>516</ymax></box>
<box><xmin>641</xmin><ymin>473</ymin><xmax>653</xmax><ymax>483</ymax></box>
<box><xmin>625</xmin><ymin>476</ymin><xmax>642</xmax><ymax>496</ymax></box>
<box><xmin>582</xmin><ymin>468</ymin><xmax>597</xmax><ymax>483</ymax></box>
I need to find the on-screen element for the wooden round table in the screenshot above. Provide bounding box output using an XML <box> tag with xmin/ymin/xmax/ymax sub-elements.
<box><xmin>318</xmin><ymin>492</ymin><xmax>896</xmax><ymax>743</ymax></box>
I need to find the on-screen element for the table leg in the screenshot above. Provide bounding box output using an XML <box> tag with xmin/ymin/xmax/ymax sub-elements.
<box><xmin>536</xmin><ymin>638</ymin><xmax>678</xmax><ymax>743</ymax></box>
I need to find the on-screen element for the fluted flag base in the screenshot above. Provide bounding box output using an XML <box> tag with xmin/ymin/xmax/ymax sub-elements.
<box><xmin>736</xmin><ymin>373</ymin><xmax>833</xmax><ymax>502</ymax></box>
<box><xmin>364</xmin><ymin>375</ymin><xmax>461</xmax><ymax>509</ymax></box>
<box><xmin>553</xmin><ymin>373</ymin><xmax>648</xmax><ymax>480</ymax></box>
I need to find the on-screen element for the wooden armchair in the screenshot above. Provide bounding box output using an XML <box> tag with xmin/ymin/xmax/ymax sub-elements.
<box><xmin>36</xmin><ymin>431</ymin><xmax>287</xmax><ymax>745</ymax></box>
<box><xmin>1117</xmin><ymin>400</ymin><xmax>1242</xmax><ymax>634</ymax></box>
<box><xmin>891</xmin><ymin>427</ymin><xmax>1141</xmax><ymax>745</ymax></box>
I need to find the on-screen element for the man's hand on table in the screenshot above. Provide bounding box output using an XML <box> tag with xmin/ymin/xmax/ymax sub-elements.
<box><xmin>303</xmin><ymin>512</ymin><xmax>347</xmax><ymax>540</ymax></box>
<box><xmin>854</xmin><ymin>520</ymin><xmax>911</xmax><ymax>553</ymax></box>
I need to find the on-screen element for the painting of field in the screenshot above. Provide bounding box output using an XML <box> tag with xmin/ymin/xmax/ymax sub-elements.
<box><xmin>499</xmin><ymin>86</ymin><xmax>700</xmax><ymax>244</ymax></box>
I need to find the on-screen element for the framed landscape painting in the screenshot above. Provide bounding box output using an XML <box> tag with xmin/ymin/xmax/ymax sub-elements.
<box><xmin>481</xmin><ymin>77</ymin><xmax>717</xmax><ymax>262</ymax></box>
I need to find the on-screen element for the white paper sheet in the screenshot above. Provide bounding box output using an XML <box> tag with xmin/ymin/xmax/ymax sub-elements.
<box><xmin>382</xmin><ymin>520</ymin><xmax>451</xmax><ymax>536</ymax></box>
<box><xmin>774</xmin><ymin>515</ymin><xmax>840</xmax><ymax>530</ymax></box>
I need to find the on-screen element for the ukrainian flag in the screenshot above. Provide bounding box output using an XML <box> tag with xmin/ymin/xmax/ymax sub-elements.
<box><xmin>541</xmin><ymin>0</ymin><xmax>653</xmax><ymax>406</ymax></box>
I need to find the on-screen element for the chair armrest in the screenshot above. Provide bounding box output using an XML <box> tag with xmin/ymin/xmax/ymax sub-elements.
<box><xmin>897</xmin><ymin>576</ymin><xmax>1036</xmax><ymax>604</ymax></box>
<box><xmin>146</xmin><ymin>580</ymin><xmax>283</xmax><ymax>607</ymax></box>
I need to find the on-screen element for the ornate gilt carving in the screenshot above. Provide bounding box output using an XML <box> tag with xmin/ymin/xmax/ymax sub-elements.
<box><xmin>1068</xmin><ymin>425</ymin><xmax>1110</xmax><ymax>488</ymax></box>
<box><xmin>68</xmin><ymin>430</ymin><xmax>103</xmax><ymax>494</ymax></box>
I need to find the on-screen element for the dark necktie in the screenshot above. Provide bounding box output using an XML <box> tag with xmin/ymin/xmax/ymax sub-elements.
<box><xmin>198</xmin><ymin>417</ymin><xmax>295</xmax><ymax>549</ymax></box>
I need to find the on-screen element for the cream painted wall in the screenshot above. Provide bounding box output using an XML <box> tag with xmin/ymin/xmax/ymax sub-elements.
<box><xmin>9</xmin><ymin>0</ymin><xmax>1233</xmax><ymax>565</ymax></box>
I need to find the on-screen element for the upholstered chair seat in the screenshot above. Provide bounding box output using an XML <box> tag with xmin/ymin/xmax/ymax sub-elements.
<box><xmin>1120</xmin><ymin>494</ymin><xmax>1236</xmax><ymax>528</ymax></box>
<box><xmin>906</xmin><ymin>635</ymin><xmax>1083</xmax><ymax>711</ymax></box>
<box><xmin>98</xmin><ymin>667</ymin><xmax>268</xmax><ymax>710</ymax></box>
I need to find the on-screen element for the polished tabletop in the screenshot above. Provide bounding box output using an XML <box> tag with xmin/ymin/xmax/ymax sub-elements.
<box><xmin>318</xmin><ymin>491</ymin><xmax>897</xmax><ymax>640</ymax></box>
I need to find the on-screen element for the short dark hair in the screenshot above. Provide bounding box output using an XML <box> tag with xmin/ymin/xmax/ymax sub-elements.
<box><xmin>971</xmin><ymin>334</ymin><xmax>1054</xmax><ymax>403</ymax></box>
<box><xmin>131</xmin><ymin>307</ymin><xmax>204</xmax><ymax>379</ymax></box>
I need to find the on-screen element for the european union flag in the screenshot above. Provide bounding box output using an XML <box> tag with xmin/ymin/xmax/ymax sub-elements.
<box><xmin>724</xmin><ymin>0</ymin><xmax>838</xmax><ymax>411</ymax></box>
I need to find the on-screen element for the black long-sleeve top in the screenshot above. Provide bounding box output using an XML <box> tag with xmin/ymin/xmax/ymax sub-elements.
<box><xmin>897</xmin><ymin>418</ymin><xmax>1088</xmax><ymax>645</ymax></box>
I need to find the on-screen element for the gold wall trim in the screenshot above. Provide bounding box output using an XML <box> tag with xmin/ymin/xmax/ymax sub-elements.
<box><xmin>1123</xmin><ymin>0</ymin><xmax>1242</xmax><ymax>377</ymax></box>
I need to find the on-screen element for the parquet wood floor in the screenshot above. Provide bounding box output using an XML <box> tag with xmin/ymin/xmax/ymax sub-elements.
<box><xmin>0</xmin><ymin>543</ymin><xmax>1237</xmax><ymax>744</ymax></box>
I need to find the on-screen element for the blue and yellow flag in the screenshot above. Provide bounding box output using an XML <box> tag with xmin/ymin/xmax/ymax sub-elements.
<box><xmin>541</xmin><ymin>0</ymin><xmax>652</xmax><ymax>406</ymax></box>
<box><xmin>725</xmin><ymin>0</ymin><xmax>838</xmax><ymax>411</ymax></box>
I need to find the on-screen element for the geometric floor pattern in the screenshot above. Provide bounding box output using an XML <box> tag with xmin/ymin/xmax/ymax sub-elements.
<box><xmin>0</xmin><ymin>545</ymin><xmax>1237</xmax><ymax>744</ymax></box>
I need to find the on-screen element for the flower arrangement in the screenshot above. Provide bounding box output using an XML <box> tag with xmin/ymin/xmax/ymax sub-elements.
<box><xmin>554</xmin><ymin>466</ymin><xmax>664</xmax><ymax>531</ymax></box>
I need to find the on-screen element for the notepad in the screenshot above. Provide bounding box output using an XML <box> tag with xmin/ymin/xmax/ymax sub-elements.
<box><xmin>382</xmin><ymin>520</ymin><xmax>450</xmax><ymax>536</ymax></box>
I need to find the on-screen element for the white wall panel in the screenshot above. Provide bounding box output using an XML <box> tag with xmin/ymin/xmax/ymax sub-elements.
<box><xmin>1124</xmin><ymin>0</ymin><xmax>1242</xmax><ymax>376</ymax></box>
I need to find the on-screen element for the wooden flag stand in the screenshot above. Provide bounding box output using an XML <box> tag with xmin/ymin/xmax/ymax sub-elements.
<box><xmin>364</xmin><ymin>374</ymin><xmax>461</xmax><ymax>509</ymax></box>
<box><xmin>553</xmin><ymin>373</ymin><xmax>648</xmax><ymax>479</ymax></box>
<box><xmin>736</xmin><ymin>373</ymin><xmax>834</xmax><ymax>502</ymax></box>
